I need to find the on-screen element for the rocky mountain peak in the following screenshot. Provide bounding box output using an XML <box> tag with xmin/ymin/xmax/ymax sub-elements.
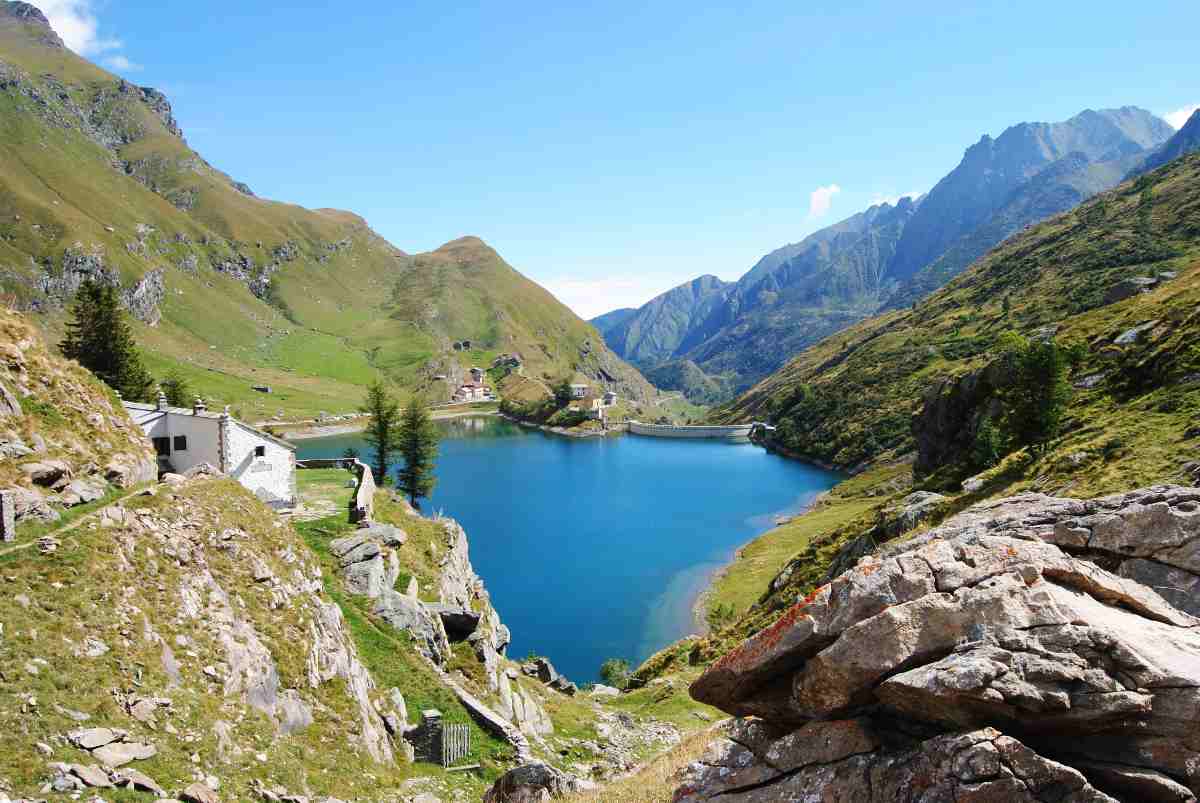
<box><xmin>0</xmin><ymin>1</ymin><xmax>64</xmax><ymax>48</ymax></box>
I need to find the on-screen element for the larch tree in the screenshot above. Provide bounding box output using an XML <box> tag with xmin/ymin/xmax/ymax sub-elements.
<box><xmin>397</xmin><ymin>395</ymin><xmax>439</xmax><ymax>508</ymax></box>
<box><xmin>361</xmin><ymin>380</ymin><xmax>401</xmax><ymax>486</ymax></box>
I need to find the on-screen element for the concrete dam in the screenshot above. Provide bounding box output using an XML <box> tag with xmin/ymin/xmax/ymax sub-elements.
<box><xmin>627</xmin><ymin>421</ymin><xmax>758</xmax><ymax>441</ymax></box>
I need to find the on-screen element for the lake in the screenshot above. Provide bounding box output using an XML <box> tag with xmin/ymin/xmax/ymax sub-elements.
<box><xmin>295</xmin><ymin>416</ymin><xmax>840</xmax><ymax>683</ymax></box>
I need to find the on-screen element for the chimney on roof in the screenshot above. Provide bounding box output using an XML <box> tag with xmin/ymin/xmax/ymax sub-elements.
<box><xmin>193</xmin><ymin>397</ymin><xmax>207</xmax><ymax>415</ymax></box>
<box><xmin>156</xmin><ymin>388</ymin><xmax>168</xmax><ymax>411</ymax></box>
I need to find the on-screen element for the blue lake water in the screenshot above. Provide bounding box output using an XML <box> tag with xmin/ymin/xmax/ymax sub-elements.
<box><xmin>296</xmin><ymin>416</ymin><xmax>839</xmax><ymax>683</ymax></box>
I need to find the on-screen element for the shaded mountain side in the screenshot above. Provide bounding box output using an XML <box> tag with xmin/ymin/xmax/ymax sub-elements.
<box><xmin>590</xmin><ymin>306</ymin><xmax>638</xmax><ymax>337</ymax></box>
<box><xmin>713</xmin><ymin>151</ymin><xmax>1200</xmax><ymax>480</ymax></box>
<box><xmin>0</xmin><ymin>2</ymin><xmax>656</xmax><ymax>419</ymax></box>
<box><xmin>601</xmin><ymin>274</ymin><xmax>731</xmax><ymax>368</ymax></box>
<box><xmin>885</xmin><ymin>148</ymin><xmax>1143</xmax><ymax>306</ymax></box>
<box><xmin>885</xmin><ymin>106</ymin><xmax>1174</xmax><ymax>285</ymax></box>
<box><xmin>641</xmin><ymin>359</ymin><xmax>737</xmax><ymax>407</ymax></box>
<box><xmin>594</xmin><ymin>108</ymin><xmax>1173</xmax><ymax>402</ymax></box>
<box><xmin>1132</xmin><ymin>107</ymin><xmax>1200</xmax><ymax>175</ymax></box>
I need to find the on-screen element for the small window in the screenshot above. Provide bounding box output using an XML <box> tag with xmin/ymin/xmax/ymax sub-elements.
<box><xmin>152</xmin><ymin>437</ymin><xmax>170</xmax><ymax>456</ymax></box>
<box><xmin>173</xmin><ymin>435</ymin><xmax>188</xmax><ymax>452</ymax></box>
<box><xmin>254</xmin><ymin>445</ymin><xmax>266</xmax><ymax>457</ymax></box>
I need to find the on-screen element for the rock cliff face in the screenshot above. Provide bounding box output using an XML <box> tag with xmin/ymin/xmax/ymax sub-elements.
<box><xmin>682</xmin><ymin>485</ymin><xmax>1200</xmax><ymax>802</ymax></box>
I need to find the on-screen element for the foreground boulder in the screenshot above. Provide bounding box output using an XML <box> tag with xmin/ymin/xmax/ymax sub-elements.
<box><xmin>483</xmin><ymin>762</ymin><xmax>590</xmax><ymax>803</ymax></box>
<box><xmin>684</xmin><ymin>485</ymin><xmax>1200</xmax><ymax>802</ymax></box>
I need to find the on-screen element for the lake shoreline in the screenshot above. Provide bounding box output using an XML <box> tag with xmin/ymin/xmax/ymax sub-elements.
<box><xmin>499</xmin><ymin>412</ymin><xmax>622</xmax><ymax>439</ymax></box>
<box><xmin>688</xmin><ymin>491</ymin><xmax>827</xmax><ymax>636</ymax></box>
<box><xmin>294</xmin><ymin>416</ymin><xmax>842</xmax><ymax>682</ymax></box>
<box><xmin>279</xmin><ymin>408</ymin><xmax>501</xmax><ymax>440</ymax></box>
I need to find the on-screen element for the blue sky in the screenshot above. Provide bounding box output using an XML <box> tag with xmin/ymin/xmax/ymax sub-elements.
<box><xmin>40</xmin><ymin>1</ymin><xmax>1200</xmax><ymax>318</ymax></box>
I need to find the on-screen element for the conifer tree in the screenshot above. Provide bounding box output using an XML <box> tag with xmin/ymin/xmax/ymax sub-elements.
<box><xmin>60</xmin><ymin>280</ymin><xmax>155</xmax><ymax>401</ymax></box>
<box><xmin>160</xmin><ymin>369</ymin><xmax>191</xmax><ymax>407</ymax></box>
<box><xmin>361</xmin><ymin>380</ymin><xmax>401</xmax><ymax>486</ymax></box>
<box><xmin>397</xmin><ymin>396</ymin><xmax>439</xmax><ymax>508</ymax></box>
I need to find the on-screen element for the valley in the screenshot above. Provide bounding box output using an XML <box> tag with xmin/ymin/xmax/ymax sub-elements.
<box><xmin>2</xmin><ymin>2</ymin><xmax>1200</xmax><ymax>802</ymax></box>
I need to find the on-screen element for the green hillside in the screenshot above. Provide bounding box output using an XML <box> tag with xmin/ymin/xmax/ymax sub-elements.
<box><xmin>0</xmin><ymin>5</ymin><xmax>654</xmax><ymax>420</ymax></box>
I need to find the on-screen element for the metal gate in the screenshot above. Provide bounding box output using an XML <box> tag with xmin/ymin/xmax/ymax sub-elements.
<box><xmin>441</xmin><ymin>723</ymin><xmax>470</xmax><ymax>767</ymax></box>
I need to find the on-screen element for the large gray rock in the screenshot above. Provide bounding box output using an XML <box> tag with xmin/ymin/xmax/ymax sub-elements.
<box><xmin>1104</xmin><ymin>276</ymin><xmax>1158</xmax><ymax>305</ymax></box>
<box><xmin>483</xmin><ymin>761</ymin><xmax>588</xmax><ymax>803</ymax></box>
<box><xmin>688</xmin><ymin>485</ymin><xmax>1200</xmax><ymax>802</ymax></box>
<box><xmin>674</xmin><ymin>723</ymin><xmax>1116</xmax><ymax>802</ymax></box>
<box><xmin>372</xmin><ymin>590</ymin><xmax>450</xmax><ymax>665</ymax></box>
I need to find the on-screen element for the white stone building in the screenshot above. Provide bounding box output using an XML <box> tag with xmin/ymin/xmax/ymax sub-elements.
<box><xmin>124</xmin><ymin>394</ymin><xmax>297</xmax><ymax>508</ymax></box>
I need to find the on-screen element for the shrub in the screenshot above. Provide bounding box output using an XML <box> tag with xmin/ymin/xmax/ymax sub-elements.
<box><xmin>599</xmin><ymin>658</ymin><xmax>631</xmax><ymax>689</ymax></box>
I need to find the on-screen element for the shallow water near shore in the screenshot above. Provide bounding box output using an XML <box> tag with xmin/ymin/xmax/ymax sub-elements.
<box><xmin>296</xmin><ymin>416</ymin><xmax>839</xmax><ymax>682</ymax></box>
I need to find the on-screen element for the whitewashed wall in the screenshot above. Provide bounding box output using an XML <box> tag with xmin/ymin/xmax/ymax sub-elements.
<box><xmin>225</xmin><ymin>421</ymin><xmax>296</xmax><ymax>508</ymax></box>
<box><xmin>125</xmin><ymin>406</ymin><xmax>222</xmax><ymax>472</ymax></box>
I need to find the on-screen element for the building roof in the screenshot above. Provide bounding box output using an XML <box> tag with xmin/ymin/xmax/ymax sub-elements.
<box><xmin>122</xmin><ymin>402</ymin><xmax>297</xmax><ymax>451</ymax></box>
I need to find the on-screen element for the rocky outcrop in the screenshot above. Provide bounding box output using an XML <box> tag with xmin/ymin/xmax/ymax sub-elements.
<box><xmin>674</xmin><ymin>721</ymin><xmax>1117</xmax><ymax>803</ymax></box>
<box><xmin>0</xmin><ymin>2</ymin><xmax>65</xmax><ymax>48</ymax></box>
<box><xmin>912</xmin><ymin>361</ymin><xmax>1007</xmax><ymax>476</ymax></box>
<box><xmin>483</xmin><ymin>762</ymin><xmax>591</xmax><ymax>803</ymax></box>
<box><xmin>0</xmin><ymin>308</ymin><xmax>156</xmax><ymax>520</ymax></box>
<box><xmin>122</xmin><ymin>267</ymin><xmax>166</xmax><ymax>325</ymax></box>
<box><xmin>684</xmin><ymin>485</ymin><xmax>1200</xmax><ymax>802</ymax></box>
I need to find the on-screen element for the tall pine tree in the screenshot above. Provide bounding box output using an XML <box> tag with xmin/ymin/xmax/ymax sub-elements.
<box><xmin>360</xmin><ymin>380</ymin><xmax>401</xmax><ymax>486</ymax></box>
<box><xmin>60</xmin><ymin>280</ymin><xmax>155</xmax><ymax>401</ymax></box>
<box><xmin>397</xmin><ymin>396</ymin><xmax>439</xmax><ymax>508</ymax></box>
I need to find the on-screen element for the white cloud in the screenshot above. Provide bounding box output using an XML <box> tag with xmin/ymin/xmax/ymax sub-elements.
<box><xmin>807</xmin><ymin>184</ymin><xmax>841</xmax><ymax>219</ymax></box>
<box><xmin>1164</xmin><ymin>104</ymin><xmax>1200</xmax><ymax>130</ymax></box>
<box><xmin>870</xmin><ymin>190</ymin><xmax>923</xmax><ymax>207</ymax></box>
<box><xmin>103</xmin><ymin>54</ymin><xmax>141</xmax><ymax>72</ymax></box>
<box><xmin>39</xmin><ymin>1</ymin><xmax>133</xmax><ymax>66</ymax></box>
<box><xmin>540</xmin><ymin>274</ymin><xmax>687</xmax><ymax>320</ymax></box>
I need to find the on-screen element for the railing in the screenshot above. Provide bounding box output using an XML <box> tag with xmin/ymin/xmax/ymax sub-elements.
<box><xmin>441</xmin><ymin>723</ymin><xmax>471</xmax><ymax>767</ymax></box>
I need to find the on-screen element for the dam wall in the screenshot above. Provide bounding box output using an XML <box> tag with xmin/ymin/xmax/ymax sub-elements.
<box><xmin>627</xmin><ymin>421</ymin><xmax>755</xmax><ymax>441</ymax></box>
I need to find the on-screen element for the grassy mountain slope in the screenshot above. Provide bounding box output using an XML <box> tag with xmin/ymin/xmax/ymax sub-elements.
<box><xmin>0</xmin><ymin>4</ymin><xmax>654</xmax><ymax>420</ymax></box>
<box><xmin>714</xmin><ymin>151</ymin><xmax>1200</xmax><ymax>490</ymax></box>
<box><xmin>590</xmin><ymin>307</ymin><xmax>637</xmax><ymax>337</ymax></box>
<box><xmin>0</xmin><ymin>291</ymin><xmax>707</xmax><ymax>801</ymax></box>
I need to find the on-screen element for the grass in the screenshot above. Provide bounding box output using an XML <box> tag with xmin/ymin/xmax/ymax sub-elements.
<box><xmin>560</xmin><ymin>726</ymin><xmax>720</xmax><ymax>803</ymax></box>
<box><xmin>0</xmin><ymin>478</ymin><xmax>416</xmax><ymax>800</ymax></box>
<box><xmin>713</xmin><ymin>153</ymin><xmax>1200</xmax><ymax>494</ymax></box>
<box><xmin>295</xmin><ymin>466</ymin><xmax>356</xmax><ymax>510</ymax></box>
<box><xmin>294</xmin><ymin>510</ymin><xmax>511</xmax><ymax>791</ymax></box>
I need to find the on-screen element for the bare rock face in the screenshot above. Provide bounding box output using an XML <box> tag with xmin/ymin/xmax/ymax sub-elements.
<box><xmin>685</xmin><ymin>485</ymin><xmax>1200</xmax><ymax>802</ymax></box>
<box><xmin>674</xmin><ymin>723</ymin><xmax>1117</xmax><ymax>803</ymax></box>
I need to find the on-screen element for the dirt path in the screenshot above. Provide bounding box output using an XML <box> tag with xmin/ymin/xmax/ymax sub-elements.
<box><xmin>0</xmin><ymin>485</ymin><xmax>152</xmax><ymax>558</ymax></box>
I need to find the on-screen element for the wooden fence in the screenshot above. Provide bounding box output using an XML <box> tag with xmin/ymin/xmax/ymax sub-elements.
<box><xmin>441</xmin><ymin>723</ymin><xmax>470</xmax><ymax>767</ymax></box>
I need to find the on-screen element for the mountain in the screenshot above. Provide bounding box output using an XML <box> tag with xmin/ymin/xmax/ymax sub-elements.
<box><xmin>600</xmin><ymin>274</ymin><xmax>731</xmax><ymax>367</ymax></box>
<box><xmin>590</xmin><ymin>306</ymin><xmax>638</xmax><ymax>336</ymax></box>
<box><xmin>885</xmin><ymin>107</ymin><xmax>1173</xmax><ymax>284</ymax></box>
<box><xmin>594</xmin><ymin>107</ymin><xmax>1173</xmax><ymax>403</ymax></box>
<box><xmin>714</xmin><ymin>149</ymin><xmax>1200</xmax><ymax>480</ymax></box>
<box><xmin>1134</xmin><ymin>108</ymin><xmax>1200</xmax><ymax>174</ymax></box>
<box><xmin>0</xmin><ymin>2</ymin><xmax>654</xmax><ymax>420</ymax></box>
